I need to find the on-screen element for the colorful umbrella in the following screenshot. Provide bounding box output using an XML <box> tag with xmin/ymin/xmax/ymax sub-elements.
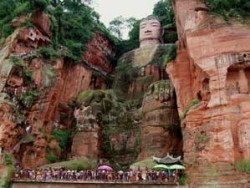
<box><xmin>169</xmin><ymin>164</ymin><xmax>185</xmax><ymax>170</ymax></box>
<box><xmin>98</xmin><ymin>165</ymin><xmax>113</xmax><ymax>171</ymax></box>
<box><xmin>153</xmin><ymin>164</ymin><xmax>171</xmax><ymax>171</ymax></box>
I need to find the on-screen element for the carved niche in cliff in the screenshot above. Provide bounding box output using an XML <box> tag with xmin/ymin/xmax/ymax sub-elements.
<box><xmin>224</xmin><ymin>53</ymin><xmax>250</xmax><ymax>97</ymax></box>
<box><xmin>205</xmin><ymin>52</ymin><xmax>250</xmax><ymax>107</ymax></box>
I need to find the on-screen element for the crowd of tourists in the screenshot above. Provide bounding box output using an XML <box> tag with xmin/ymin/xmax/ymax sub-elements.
<box><xmin>13</xmin><ymin>167</ymin><xmax>181</xmax><ymax>184</ymax></box>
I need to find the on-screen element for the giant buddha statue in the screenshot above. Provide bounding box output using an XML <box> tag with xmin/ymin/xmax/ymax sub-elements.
<box><xmin>114</xmin><ymin>16</ymin><xmax>182</xmax><ymax>161</ymax></box>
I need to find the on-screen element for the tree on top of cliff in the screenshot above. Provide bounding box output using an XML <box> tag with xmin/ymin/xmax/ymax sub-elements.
<box><xmin>49</xmin><ymin>0</ymin><xmax>118</xmax><ymax>61</ymax></box>
<box><xmin>0</xmin><ymin>0</ymin><xmax>117</xmax><ymax>63</ymax></box>
<box><xmin>49</xmin><ymin>0</ymin><xmax>97</xmax><ymax>60</ymax></box>
<box><xmin>153</xmin><ymin>0</ymin><xmax>178</xmax><ymax>43</ymax></box>
<box><xmin>0</xmin><ymin>0</ymin><xmax>52</xmax><ymax>40</ymax></box>
<box><xmin>0</xmin><ymin>0</ymin><xmax>33</xmax><ymax>39</ymax></box>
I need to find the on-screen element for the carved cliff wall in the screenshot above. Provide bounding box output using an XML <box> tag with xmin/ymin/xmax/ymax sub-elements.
<box><xmin>167</xmin><ymin>0</ymin><xmax>250</xmax><ymax>187</ymax></box>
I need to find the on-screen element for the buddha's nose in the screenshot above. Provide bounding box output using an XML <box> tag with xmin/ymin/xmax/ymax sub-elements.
<box><xmin>145</xmin><ymin>30</ymin><xmax>151</xmax><ymax>33</ymax></box>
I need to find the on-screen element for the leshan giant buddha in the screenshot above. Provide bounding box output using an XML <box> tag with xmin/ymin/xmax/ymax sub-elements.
<box><xmin>114</xmin><ymin>16</ymin><xmax>182</xmax><ymax>161</ymax></box>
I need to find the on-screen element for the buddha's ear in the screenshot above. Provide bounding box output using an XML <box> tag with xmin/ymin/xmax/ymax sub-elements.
<box><xmin>161</xmin><ymin>28</ymin><xmax>165</xmax><ymax>37</ymax></box>
<box><xmin>160</xmin><ymin>29</ymin><xmax>165</xmax><ymax>43</ymax></box>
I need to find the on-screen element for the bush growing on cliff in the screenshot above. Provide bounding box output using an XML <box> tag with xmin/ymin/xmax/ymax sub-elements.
<box><xmin>17</xmin><ymin>89</ymin><xmax>40</xmax><ymax>109</ymax></box>
<box><xmin>163</xmin><ymin>45</ymin><xmax>177</xmax><ymax>65</ymax></box>
<box><xmin>3</xmin><ymin>154</ymin><xmax>14</xmax><ymax>166</ymax></box>
<box><xmin>0</xmin><ymin>0</ymin><xmax>31</xmax><ymax>38</ymax></box>
<box><xmin>52</xmin><ymin>130</ymin><xmax>70</xmax><ymax>150</ymax></box>
<box><xmin>182</xmin><ymin>99</ymin><xmax>200</xmax><ymax>119</ymax></box>
<box><xmin>46</xmin><ymin>153</ymin><xmax>57</xmax><ymax>163</ymax></box>
<box><xmin>33</xmin><ymin>0</ymin><xmax>50</xmax><ymax>10</ymax></box>
<box><xmin>235</xmin><ymin>160</ymin><xmax>250</xmax><ymax>173</ymax></box>
<box><xmin>0</xmin><ymin>165</ymin><xmax>15</xmax><ymax>188</ymax></box>
<box><xmin>203</xmin><ymin>0</ymin><xmax>250</xmax><ymax>21</ymax></box>
<box><xmin>38</xmin><ymin>47</ymin><xmax>61</xmax><ymax>60</ymax></box>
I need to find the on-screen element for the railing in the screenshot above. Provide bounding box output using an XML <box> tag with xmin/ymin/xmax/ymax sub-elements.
<box><xmin>12</xmin><ymin>171</ymin><xmax>179</xmax><ymax>185</ymax></box>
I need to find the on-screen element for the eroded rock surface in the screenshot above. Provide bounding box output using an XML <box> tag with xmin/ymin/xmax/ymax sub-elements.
<box><xmin>167</xmin><ymin>0</ymin><xmax>250</xmax><ymax>186</ymax></box>
<box><xmin>0</xmin><ymin>12</ymin><xmax>114</xmax><ymax>168</ymax></box>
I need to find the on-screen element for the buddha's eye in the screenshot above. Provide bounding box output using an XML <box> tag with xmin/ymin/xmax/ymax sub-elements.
<box><xmin>151</xmin><ymin>24</ymin><xmax>159</xmax><ymax>27</ymax></box>
<box><xmin>151</xmin><ymin>22</ymin><xmax>160</xmax><ymax>27</ymax></box>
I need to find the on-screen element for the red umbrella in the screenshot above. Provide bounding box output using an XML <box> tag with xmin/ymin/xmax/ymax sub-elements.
<box><xmin>98</xmin><ymin>165</ymin><xmax>113</xmax><ymax>171</ymax></box>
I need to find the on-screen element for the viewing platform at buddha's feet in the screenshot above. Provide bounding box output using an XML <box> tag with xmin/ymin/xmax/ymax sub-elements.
<box><xmin>11</xmin><ymin>180</ymin><xmax>181</xmax><ymax>188</ymax></box>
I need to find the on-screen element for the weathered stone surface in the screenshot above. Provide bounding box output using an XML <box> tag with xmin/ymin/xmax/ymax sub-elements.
<box><xmin>0</xmin><ymin>15</ymin><xmax>114</xmax><ymax>168</ymax></box>
<box><xmin>83</xmin><ymin>32</ymin><xmax>114</xmax><ymax>74</ymax></box>
<box><xmin>0</xmin><ymin>98</ymin><xmax>19</xmax><ymax>151</ymax></box>
<box><xmin>71</xmin><ymin>131</ymin><xmax>99</xmax><ymax>159</ymax></box>
<box><xmin>167</xmin><ymin>0</ymin><xmax>250</xmax><ymax>186</ymax></box>
<box><xmin>31</xmin><ymin>10</ymin><xmax>51</xmax><ymax>37</ymax></box>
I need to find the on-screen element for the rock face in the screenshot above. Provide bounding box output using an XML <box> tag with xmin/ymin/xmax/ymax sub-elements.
<box><xmin>83</xmin><ymin>32</ymin><xmax>114</xmax><ymax>74</ymax></box>
<box><xmin>72</xmin><ymin>89</ymin><xmax>141</xmax><ymax>166</ymax></box>
<box><xmin>0</xmin><ymin>12</ymin><xmax>114</xmax><ymax>168</ymax></box>
<box><xmin>167</xmin><ymin>0</ymin><xmax>250</xmax><ymax>186</ymax></box>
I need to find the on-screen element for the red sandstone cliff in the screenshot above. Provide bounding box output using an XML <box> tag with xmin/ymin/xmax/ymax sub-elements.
<box><xmin>0</xmin><ymin>10</ymin><xmax>114</xmax><ymax>168</ymax></box>
<box><xmin>167</xmin><ymin>0</ymin><xmax>250</xmax><ymax>187</ymax></box>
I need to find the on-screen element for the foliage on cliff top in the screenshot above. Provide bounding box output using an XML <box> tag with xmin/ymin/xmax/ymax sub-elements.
<box><xmin>0</xmin><ymin>0</ymin><xmax>50</xmax><ymax>39</ymax></box>
<box><xmin>48</xmin><ymin>0</ymin><xmax>96</xmax><ymax>61</ymax></box>
<box><xmin>203</xmin><ymin>0</ymin><xmax>250</xmax><ymax>21</ymax></box>
<box><xmin>153</xmin><ymin>0</ymin><xmax>178</xmax><ymax>43</ymax></box>
<box><xmin>0</xmin><ymin>0</ymin><xmax>118</xmax><ymax>62</ymax></box>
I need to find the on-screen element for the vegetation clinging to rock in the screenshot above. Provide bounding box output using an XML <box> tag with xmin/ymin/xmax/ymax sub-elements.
<box><xmin>203</xmin><ymin>0</ymin><xmax>250</xmax><ymax>21</ymax></box>
<box><xmin>52</xmin><ymin>130</ymin><xmax>70</xmax><ymax>150</ymax></box>
<box><xmin>235</xmin><ymin>160</ymin><xmax>250</xmax><ymax>173</ymax></box>
<box><xmin>182</xmin><ymin>99</ymin><xmax>200</xmax><ymax>119</ymax></box>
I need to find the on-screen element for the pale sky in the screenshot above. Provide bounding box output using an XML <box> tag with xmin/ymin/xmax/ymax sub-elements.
<box><xmin>92</xmin><ymin>0</ymin><xmax>159</xmax><ymax>38</ymax></box>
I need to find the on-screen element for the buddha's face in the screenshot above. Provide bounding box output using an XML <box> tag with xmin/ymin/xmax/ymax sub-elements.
<box><xmin>139</xmin><ymin>18</ymin><xmax>162</xmax><ymax>45</ymax></box>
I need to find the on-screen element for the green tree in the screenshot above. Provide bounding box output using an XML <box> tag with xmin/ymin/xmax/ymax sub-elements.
<box><xmin>49</xmin><ymin>0</ymin><xmax>96</xmax><ymax>60</ymax></box>
<box><xmin>109</xmin><ymin>16</ymin><xmax>126</xmax><ymax>40</ymax></box>
<box><xmin>0</xmin><ymin>0</ymin><xmax>33</xmax><ymax>39</ymax></box>
<box><xmin>203</xmin><ymin>0</ymin><xmax>250</xmax><ymax>20</ymax></box>
<box><xmin>153</xmin><ymin>0</ymin><xmax>177</xmax><ymax>43</ymax></box>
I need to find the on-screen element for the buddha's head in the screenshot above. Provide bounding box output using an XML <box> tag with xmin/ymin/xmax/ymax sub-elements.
<box><xmin>139</xmin><ymin>16</ymin><xmax>163</xmax><ymax>47</ymax></box>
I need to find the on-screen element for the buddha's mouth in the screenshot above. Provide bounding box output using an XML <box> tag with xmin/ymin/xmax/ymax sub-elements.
<box><xmin>144</xmin><ymin>30</ymin><xmax>152</xmax><ymax>33</ymax></box>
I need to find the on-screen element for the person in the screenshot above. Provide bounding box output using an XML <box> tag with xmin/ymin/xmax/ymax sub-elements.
<box><xmin>139</xmin><ymin>15</ymin><xmax>164</xmax><ymax>47</ymax></box>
